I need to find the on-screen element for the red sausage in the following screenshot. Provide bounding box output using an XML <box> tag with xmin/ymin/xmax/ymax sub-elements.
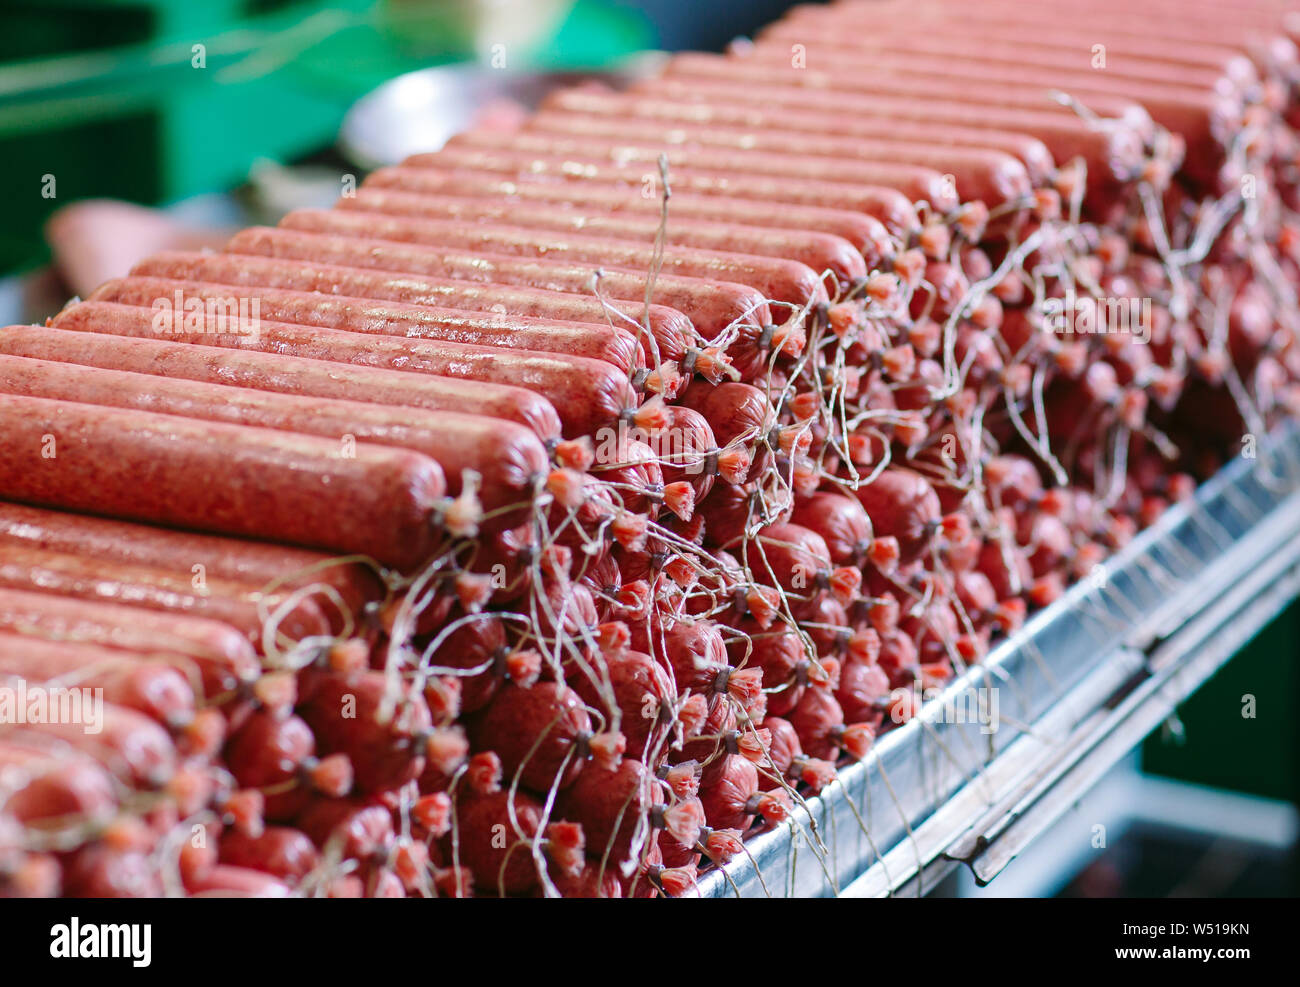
<box><xmin>339</xmin><ymin>187</ymin><xmax>867</xmax><ymax>290</ymax></box>
<box><xmin>218</xmin><ymin>826</ymin><xmax>319</xmax><ymax>882</ymax></box>
<box><xmin>517</xmin><ymin>111</ymin><xmax>1034</xmax><ymax>216</ymax></box>
<box><xmin>422</xmin><ymin>613</ymin><xmax>509</xmax><ymax>714</ymax></box>
<box><xmin>467</xmin><ymin>681</ymin><xmax>592</xmax><ymax>793</ymax></box>
<box><xmin>634</xmin><ymin>76</ymin><xmax>1147</xmax><ymax>204</ymax></box>
<box><xmin>0</xmin><ymin>546</ymin><xmax>330</xmax><ymax>647</ymax></box>
<box><xmin>698</xmin><ymin>754</ymin><xmax>789</xmax><ymax>832</ymax></box>
<box><xmin>0</xmin><ymin>389</ymin><xmax>449</xmax><ymax>572</ymax></box>
<box><xmin>62</xmin><ymin>843</ymin><xmax>162</xmax><ymax>897</ymax></box>
<box><xmin>0</xmin><ymin>502</ymin><xmax>378</xmax><ymax>639</ymax></box>
<box><xmin>568</xmin><ymin>648</ymin><xmax>674</xmax><ymax>757</ymax></box>
<box><xmin>732</xmin><ymin>43</ymin><xmax>1235</xmax><ymax>158</ymax></box>
<box><xmin>0</xmin><ymin>353</ymin><xmax>547</xmax><ymax>520</ymax></box>
<box><xmin>221</xmin><ymin>226</ymin><xmax>778</xmax><ymax>364</ymax></box>
<box><xmin>439</xmin><ymin>129</ymin><xmax>961</xmax><ymax>216</ymax></box>
<box><xmin>297</xmin><ymin>669</ymin><xmax>434</xmax><ymax>794</ymax></box>
<box><xmin>364</xmin><ymin>165</ymin><xmax>895</xmax><ymax>263</ymax></box>
<box><xmin>539</xmin><ymin>87</ymin><xmax>1056</xmax><ymax>184</ymax></box>
<box><xmin>49</xmin><ymin>300</ymin><xmax>636</xmax><ymax>440</ymax></box>
<box><xmin>0</xmin><ymin>586</ymin><xmax>258</xmax><ymax>698</ymax></box>
<box><xmin>8</xmin><ymin>701</ymin><xmax>177</xmax><ymax>788</ymax></box>
<box><xmin>92</xmin><ymin>276</ymin><xmax>645</xmax><ymax>376</ymax></box>
<box><xmin>129</xmin><ymin>250</ymin><xmax>691</xmax><ymax>368</ymax></box>
<box><xmin>0</xmin><ymin>741</ymin><xmax>117</xmax><ymax>828</ymax></box>
<box><xmin>789</xmin><ymin>491</ymin><xmax>875</xmax><ymax>567</ymax></box>
<box><xmin>760</xmin><ymin>15</ymin><xmax>1261</xmax><ymax>91</ymax></box>
<box><xmin>450</xmin><ymin>787</ymin><xmax>553</xmax><ymax>895</ymax></box>
<box><xmin>0</xmin><ymin>633</ymin><xmax>195</xmax><ymax>727</ymax></box>
<box><xmin>855</xmin><ymin>468</ymin><xmax>943</xmax><ymax>564</ymax></box>
<box><xmin>397</xmin><ymin>151</ymin><xmax>920</xmax><ymax>241</ymax></box>
<box><xmin>224</xmin><ymin>710</ymin><xmax>326</xmax><ymax>822</ymax></box>
<box><xmin>0</xmin><ymin>324</ymin><xmax>561</xmax><ymax>441</ymax></box>
<box><xmin>278</xmin><ymin>207</ymin><xmax>829</xmax><ymax>314</ymax></box>
<box><xmin>662</xmin><ymin>52</ymin><xmax>1155</xmax><ymax>133</ymax></box>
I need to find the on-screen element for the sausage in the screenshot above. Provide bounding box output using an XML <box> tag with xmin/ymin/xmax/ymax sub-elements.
<box><xmin>538</xmin><ymin>87</ymin><xmax>1056</xmax><ymax>184</ymax></box>
<box><xmin>662</xmin><ymin>51</ymin><xmax>1156</xmax><ymax>134</ymax></box>
<box><xmin>129</xmin><ymin>251</ymin><xmax>691</xmax><ymax>368</ymax></box>
<box><xmin>854</xmin><ymin>468</ymin><xmax>943</xmax><ymax>564</ymax></box>
<box><xmin>0</xmin><ymin>545</ymin><xmax>330</xmax><ymax>648</ymax></box>
<box><xmin>0</xmin><ymin>586</ymin><xmax>259</xmax><ymax>698</ymax></box>
<box><xmin>0</xmin><ymin>741</ymin><xmax>117</xmax><ymax>828</ymax></box>
<box><xmin>633</xmin><ymin>76</ymin><xmax>1148</xmax><ymax>201</ymax></box>
<box><xmin>0</xmin><ymin>632</ymin><xmax>196</xmax><ymax>727</ymax></box>
<box><xmin>467</xmin><ymin>682</ymin><xmax>592</xmax><ymax>793</ymax></box>
<box><xmin>727</xmin><ymin>617</ymin><xmax>808</xmax><ymax>717</ymax></box>
<box><xmin>783</xmin><ymin>0</ymin><xmax>1300</xmax><ymax>79</ymax></box>
<box><xmin>277</xmin><ymin>207</ymin><xmax>830</xmax><ymax>314</ymax></box>
<box><xmin>187</xmin><ymin>864</ymin><xmax>291</xmax><ymax>898</ymax></box>
<box><xmin>223</xmin><ymin>709</ymin><xmax>326</xmax><ymax>821</ymax></box>
<box><xmin>91</xmin><ymin>276</ymin><xmax>646</xmax><ymax>376</ymax></box>
<box><xmin>6</xmin><ymin>700</ymin><xmax>177</xmax><ymax>788</ymax></box>
<box><xmin>339</xmin><ymin>187</ymin><xmax>868</xmax><ymax>291</ymax></box>
<box><xmin>449</xmin><ymin>787</ymin><xmax>556</xmax><ymax>895</ymax></box>
<box><xmin>722</xmin><ymin>44</ymin><xmax>1235</xmax><ymax>161</ymax></box>
<box><xmin>400</xmin><ymin>147</ymin><xmax>922</xmax><ymax>240</ymax></box>
<box><xmin>222</xmin><ymin>228</ymin><xmax>780</xmax><ymax>380</ymax></box>
<box><xmin>517</xmin><ymin>111</ymin><xmax>1035</xmax><ymax>216</ymax></box>
<box><xmin>363</xmin><ymin>165</ymin><xmax>896</xmax><ymax>264</ymax></box>
<box><xmin>568</xmin><ymin>648</ymin><xmax>674</xmax><ymax>757</ymax></box>
<box><xmin>0</xmin><ymin>389</ymin><xmax>450</xmax><ymax>572</ymax></box>
<box><xmin>0</xmin><ymin>502</ymin><xmax>378</xmax><ymax>640</ymax></box>
<box><xmin>49</xmin><ymin>300</ymin><xmax>635</xmax><ymax>440</ymax></box>
<box><xmin>759</xmin><ymin>14</ymin><xmax>1262</xmax><ymax>91</ymax></box>
<box><xmin>558</xmin><ymin>758</ymin><xmax>664</xmax><ymax>871</ymax></box>
<box><xmin>297</xmin><ymin>669</ymin><xmax>434</xmax><ymax>794</ymax></box>
<box><xmin>218</xmin><ymin>826</ymin><xmax>319</xmax><ymax>882</ymax></box>
<box><xmin>0</xmin><ymin>324</ymin><xmax>561</xmax><ymax>442</ymax></box>
<box><xmin>440</xmin><ymin>130</ymin><xmax>962</xmax><ymax>216</ymax></box>
<box><xmin>0</xmin><ymin>353</ymin><xmax>548</xmax><ymax>520</ymax></box>
<box><xmin>788</xmin><ymin>491</ymin><xmax>875</xmax><ymax>567</ymax></box>
<box><xmin>677</xmin><ymin>380</ymin><xmax>776</xmax><ymax>455</ymax></box>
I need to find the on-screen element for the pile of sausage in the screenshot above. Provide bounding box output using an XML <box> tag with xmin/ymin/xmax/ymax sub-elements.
<box><xmin>3</xmin><ymin>0</ymin><xmax>1299</xmax><ymax>897</ymax></box>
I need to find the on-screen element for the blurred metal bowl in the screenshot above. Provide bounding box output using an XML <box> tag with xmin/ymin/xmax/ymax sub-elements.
<box><xmin>337</xmin><ymin>51</ymin><xmax>666</xmax><ymax>171</ymax></box>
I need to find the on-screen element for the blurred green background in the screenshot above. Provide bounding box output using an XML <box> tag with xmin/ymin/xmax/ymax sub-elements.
<box><xmin>0</xmin><ymin>0</ymin><xmax>654</xmax><ymax>275</ymax></box>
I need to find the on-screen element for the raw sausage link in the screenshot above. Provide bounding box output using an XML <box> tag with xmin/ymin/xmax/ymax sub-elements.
<box><xmin>517</xmin><ymin>110</ymin><xmax>1035</xmax><ymax>215</ymax></box>
<box><xmin>0</xmin><ymin>545</ymin><xmax>331</xmax><ymax>647</ymax></box>
<box><xmin>221</xmin><ymin>228</ymin><xmax>781</xmax><ymax>378</ymax></box>
<box><xmin>129</xmin><ymin>251</ymin><xmax>692</xmax><ymax>366</ymax></box>
<box><xmin>400</xmin><ymin>147</ymin><xmax>922</xmax><ymax>240</ymax></box>
<box><xmin>91</xmin><ymin>276</ymin><xmax>646</xmax><ymax>376</ymax></box>
<box><xmin>0</xmin><ymin>501</ymin><xmax>380</xmax><ymax>638</ymax></box>
<box><xmin>440</xmin><ymin>130</ymin><xmax>962</xmax><ymax>215</ymax></box>
<box><xmin>537</xmin><ymin>88</ymin><xmax>1057</xmax><ymax>183</ymax></box>
<box><xmin>0</xmin><ymin>585</ymin><xmax>259</xmax><ymax>698</ymax></box>
<box><xmin>363</xmin><ymin>165</ymin><xmax>896</xmax><ymax>263</ymax></box>
<box><xmin>0</xmin><ymin>323</ymin><xmax>561</xmax><ymax>441</ymax></box>
<box><xmin>48</xmin><ymin>301</ymin><xmax>636</xmax><ymax>440</ymax></box>
<box><xmin>0</xmin><ymin>631</ymin><xmax>196</xmax><ymax>727</ymax></box>
<box><xmin>338</xmin><ymin>187</ymin><xmax>868</xmax><ymax>290</ymax></box>
<box><xmin>278</xmin><ymin>207</ymin><xmax>830</xmax><ymax>312</ymax></box>
<box><xmin>0</xmin><ymin>353</ymin><xmax>548</xmax><ymax>518</ymax></box>
<box><xmin>0</xmin><ymin>389</ymin><xmax>449</xmax><ymax>571</ymax></box>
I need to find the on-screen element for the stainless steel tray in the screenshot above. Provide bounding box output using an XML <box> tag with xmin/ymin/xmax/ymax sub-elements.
<box><xmin>699</xmin><ymin>423</ymin><xmax>1300</xmax><ymax>897</ymax></box>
